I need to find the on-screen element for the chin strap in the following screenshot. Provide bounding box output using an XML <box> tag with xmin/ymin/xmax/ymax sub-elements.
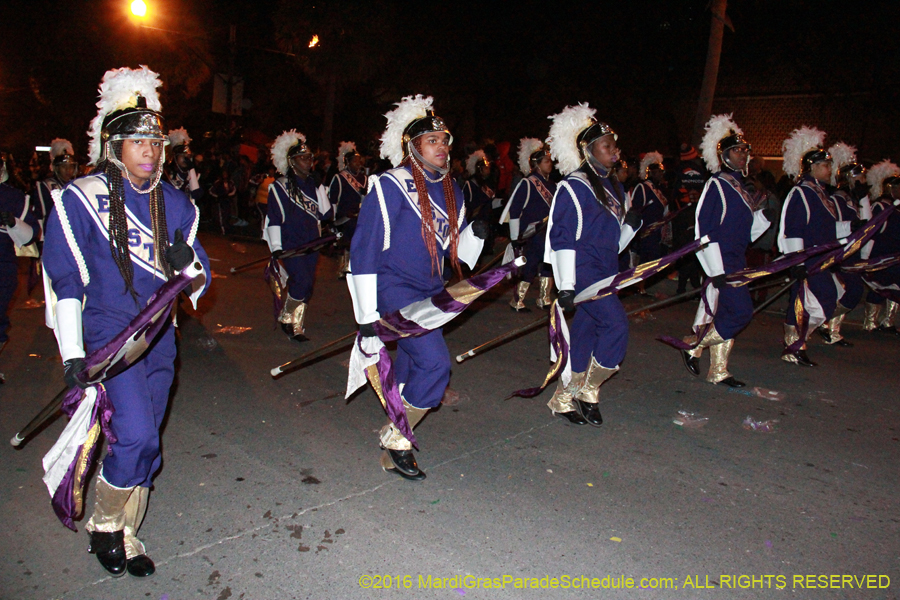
<box><xmin>409</xmin><ymin>144</ymin><xmax>449</xmax><ymax>182</ymax></box>
<box><xmin>106</xmin><ymin>141</ymin><xmax>164</xmax><ymax>194</ymax></box>
<box><xmin>585</xmin><ymin>154</ymin><xmax>612</xmax><ymax>178</ymax></box>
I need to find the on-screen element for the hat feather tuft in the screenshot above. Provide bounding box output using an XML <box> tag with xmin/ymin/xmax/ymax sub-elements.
<box><xmin>517</xmin><ymin>138</ymin><xmax>545</xmax><ymax>175</ymax></box>
<box><xmin>270</xmin><ymin>129</ymin><xmax>306</xmax><ymax>176</ymax></box>
<box><xmin>380</xmin><ymin>95</ymin><xmax>433</xmax><ymax>168</ymax></box>
<box><xmin>87</xmin><ymin>65</ymin><xmax>164</xmax><ymax>166</ymax></box>
<box><xmin>546</xmin><ymin>103</ymin><xmax>596</xmax><ymax>176</ymax></box>
<box><xmin>782</xmin><ymin>126</ymin><xmax>826</xmax><ymax>178</ymax></box>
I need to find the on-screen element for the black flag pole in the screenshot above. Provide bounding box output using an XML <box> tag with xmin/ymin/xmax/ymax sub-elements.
<box><xmin>271</xmin><ymin>331</ymin><xmax>358</xmax><ymax>378</ymax></box>
<box><xmin>10</xmin><ymin>386</ymin><xmax>68</xmax><ymax>448</ymax></box>
<box><xmin>455</xmin><ymin>277</ymin><xmax>792</xmax><ymax>364</ymax></box>
<box><xmin>752</xmin><ymin>278</ymin><xmax>796</xmax><ymax>316</ymax></box>
<box><xmin>230</xmin><ymin>233</ymin><xmax>339</xmax><ymax>275</ymax></box>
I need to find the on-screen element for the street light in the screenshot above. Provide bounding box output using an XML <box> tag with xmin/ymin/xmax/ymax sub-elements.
<box><xmin>131</xmin><ymin>0</ymin><xmax>147</xmax><ymax>18</ymax></box>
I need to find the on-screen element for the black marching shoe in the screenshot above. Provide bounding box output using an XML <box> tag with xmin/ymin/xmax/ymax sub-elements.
<box><xmin>875</xmin><ymin>325</ymin><xmax>900</xmax><ymax>337</ymax></box>
<box><xmin>573</xmin><ymin>400</ymin><xmax>603</xmax><ymax>427</ymax></box>
<box><xmin>126</xmin><ymin>554</ymin><xmax>156</xmax><ymax>577</ymax></box>
<box><xmin>553</xmin><ymin>410</ymin><xmax>588</xmax><ymax>425</ymax></box>
<box><xmin>817</xmin><ymin>328</ymin><xmax>853</xmax><ymax>347</ymax></box>
<box><xmin>281</xmin><ymin>323</ymin><xmax>307</xmax><ymax>343</ymax></box>
<box><xmin>681</xmin><ymin>350</ymin><xmax>701</xmax><ymax>377</ymax></box>
<box><xmin>715</xmin><ymin>376</ymin><xmax>745</xmax><ymax>388</ymax></box>
<box><xmin>88</xmin><ymin>531</ymin><xmax>127</xmax><ymax>577</ymax></box>
<box><xmin>382</xmin><ymin>449</ymin><xmax>426</xmax><ymax>481</ymax></box>
<box><xmin>786</xmin><ymin>349</ymin><xmax>817</xmax><ymax>367</ymax></box>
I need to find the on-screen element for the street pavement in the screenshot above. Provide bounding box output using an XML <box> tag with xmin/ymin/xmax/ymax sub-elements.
<box><xmin>1</xmin><ymin>233</ymin><xmax>898</xmax><ymax>600</ymax></box>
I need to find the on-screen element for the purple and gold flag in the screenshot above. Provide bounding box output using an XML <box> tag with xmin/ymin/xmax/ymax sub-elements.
<box><xmin>841</xmin><ymin>252</ymin><xmax>900</xmax><ymax>274</ymax></box>
<box><xmin>639</xmin><ymin>203</ymin><xmax>690</xmax><ymax>239</ymax></box>
<box><xmin>513</xmin><ymin>237</ymin><xmax>711</xmax><ymax>399</ymax></box>
<box><xmin>783</xmin><ymin>206</ymin><xmax>894</xmax><ymax>354</ymax></box>
<box><xmin>575</xmin><ymin>236</ymin><xmax>711</xmax><ymax>304</ymax></box>
<box><xmin>42</xmin><ymin>266</ymin><xmax>202</xmax><ymax>530</ymax></box>
<box><xmin>346</xmin><ymin>258</ymin><xmax>525</xmax><ymax>447</ymax></box>
<box><xmin>264</xmin><ymin>233</ymin><xmax>338</xmax><ymax>318</ymax></box>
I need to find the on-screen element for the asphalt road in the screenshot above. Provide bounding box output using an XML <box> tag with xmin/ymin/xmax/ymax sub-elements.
<box><xmin>1</xmin><ymin>233</ymin><xmax>898</xmax><ymax>600</ymax></box>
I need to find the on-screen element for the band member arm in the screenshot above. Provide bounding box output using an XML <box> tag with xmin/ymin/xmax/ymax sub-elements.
<box><xmin>696</xmin><ymin>241</ymin><xmax>724</xmax><ymax>277</ymax></box>
<box><xmin>348</xmin><ymin>273</ymin><xmax>380</xmax><ymax>324</ymax></box>
<box><xmin>551</xmin><ymin>249</ymin><xmax>576</xmax><ymax>291</ymax></box>
<box><xmin>54</xmin><ymin>298</ymin><xmax>85</xmax><ymax>361</ymax></box>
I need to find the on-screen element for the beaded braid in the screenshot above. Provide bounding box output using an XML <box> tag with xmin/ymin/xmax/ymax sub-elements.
<box><xmin>104</xmin><ymin>140</ymin><xmax>174</xmax><ymax>302</ymax></box>
<box><xmin>149</xmin><ymin>183</ymin><xmax>174</xmax><ymax>280</ymax></box>
<box><xmin>581</xmin><ymin>161</ymin><xmax>620</xmax><ymax>217</ymax></box>
<box><xmin>406</xmin><ymin>138</ymin><xmax>463</xmax><ymax>280</ymax></box>
<box><xmin>105</xmin><ymin>144</ymin><xmax>138</xmax><ymax>301</ymax></box>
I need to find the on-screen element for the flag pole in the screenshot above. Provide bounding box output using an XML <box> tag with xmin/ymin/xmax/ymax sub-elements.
<box><xmin>10</xmin><ymin>386</ymin><xmax>68</xmax><ymax>447</ymax></box>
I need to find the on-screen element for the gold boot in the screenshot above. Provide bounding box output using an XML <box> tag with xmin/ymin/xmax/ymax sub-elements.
<box><xmin>279</xmin><ymin>295</ymin><xmax>307</xmax><ymax>339</ymax></box>
<box><xmin>707</xmin><ymin>337</ymin><xmax>743</xmax><ymax>385</ymax></box>
<box><xmin>574</xmin><ymin>357</ymin><xmax>617</xmax><ymax>404</ymax></box>
<box><xmin>547</xmin><ymin>370</ymin><xmax>586</xmax><ymax>423</ymax></box>
<box><xmin>572</xmin><ymin>357</ymin><xmax>617</xmax><ymax>426</ymax></box>
<box><xmin>122</xmin><ymin>486</ymin><xmax>149</xmax><ymax>560</ymax></box>
<box><xmin>880</xmin><ymin>300</ymin><xmax>899</xmax><ymax>329</ymax></box>
<box><xmin>291</xmin><ymin>302</ymin><xmax>308</xmax><ymax>337</ymax></box>
<box><xmin>86</xmin><ymin>475</ymin><xmax>134</xmax><ymax>534</ymax></box>
<box><xmin>509</xmin><ymin>281</ymin><xmax>531</xmax><ymax>311</ymax></box>
<box><xmin>782</xmin><ymin>324</ymin><xmax>816</xmax><ymax>366</ymax></box>
<box><xmin>863</xmin><ymin>302</ymin><xmax>881</xmax><ymax>331</ymax></box>
<box><xmin>821</xmin><ymin>305</ymin><xmax>850</xmax><ymax>345</ymax></box>
<box><xmin>378</xmin><ymin>398</ymin><xmax>429</xmax><ymax>452</ymax></box>
<box><xmin>86</xmin><ymin>474</ymin><xmax>134</xmax><ymax>577</ymax></box>
<box><xmin>379</xmin><ymin>398</ymin><xmax>430</xmax><ymax>480</ymax></box>
<box><xmin>535</xmin><ymin>276</ymin><xmax>554</xmax><ymax>309</ymax></box>
<box><xmin>120</xmin><ymin>485</ymin><xmax>156</xmax><ymax>576</ymax></box>
<box><xmin>337</xmin><ymin>250</ymin><xmax>350</xmax><ymax>279</ymax></box>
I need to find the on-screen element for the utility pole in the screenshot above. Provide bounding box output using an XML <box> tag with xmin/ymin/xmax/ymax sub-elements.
<box><xmin>692</xmin><ymin>0</ymin><xmax>730</xmax><ymax>147</ymax></box>
<box><xmin>227</xmin><ymin>24</ymin><xmax>237</xmax><ymax>126</ymax></box>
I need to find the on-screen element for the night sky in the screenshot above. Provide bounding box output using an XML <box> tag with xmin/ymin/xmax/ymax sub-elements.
<box><xmin>1</xmin><ymin>0</ymin><xmax>898</xmax><ymax>162</ymax></box>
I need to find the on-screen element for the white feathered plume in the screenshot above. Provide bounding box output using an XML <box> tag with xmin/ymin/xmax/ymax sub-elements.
<box><xmin>639</xmin><ymin>151</ymin><xmax>664</xmax><ymax>179</ymax></box>
<box><xmin>547</xmin><ymin>103</ymin><xmax>595</xmax><ymax>176</ymax></box>
<box><xmin>466</xmin><ymin>150</ymin><xmax>487</xmax><ymax>176</ymax></box>
<box><xmin>782</xmin><ymin>126</ymin><xmax>826</xmax><ymax>178</ymax></box>
<box><xmin>828</xmin><ymin>142</ymin><xmax>857</xmax><ymax>186</ymax></box>
<box><xmin>700</xmin><ymin>114</ymin><xmax>742</xmax><ymax>173</ymax></box>
<box><xmin>518</xmin><ymin>138</ymin><xmax>545</xmax><ymax>175</ymax></box>
<box><xmin>867</xmin><ymin>160</ymin><xmax>900</xmax><ymax>200</ymax></box>
<box><xmin>271</xmin><ymin>130</ymin><xmax>306</xmax><ymax>176</ymax></box>
<box><xmin>337</xmin><ymin>141</ymin><xmax>357</xmax><ymax>171</ymax></box>
<box><xmin>87</xmin><ymin>65</ymin><xmax>164</xmax><ymax>166</ymax></box>
<box><xmin>167</xmin><ymin>127</ymin><xmax>191</xmax><ymax>150</ymax></box>
<box><xmin>380</xmin><ymin>94</ymin><xmax>434</xmax><ymax>168</ymax></box>
<box><xmin>49</xmin><ymin>139</ymin><xmax>74</xmax><ymax>161</ymax></box>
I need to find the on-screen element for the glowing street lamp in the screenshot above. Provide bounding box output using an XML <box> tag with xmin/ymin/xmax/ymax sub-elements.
<box><xmin>131</xmin><ymin>0</ymin><xmax>147</xmax><ymax>18</ymax></box>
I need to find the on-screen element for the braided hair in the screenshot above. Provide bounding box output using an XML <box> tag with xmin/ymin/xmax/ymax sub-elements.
<box><xmin>104</xmin><ymin>140</ymin><xmax>174</xmax><ymax>302</ymax></box>
<box><xmin>404</xmin><ymin>138</ymin><xmax>463</xmax><ymax>280</ymax></box>
<box><xmin>580</xmin><ymin>160</ymin><xmax>621</xmax><ymax>217</ymax></box>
